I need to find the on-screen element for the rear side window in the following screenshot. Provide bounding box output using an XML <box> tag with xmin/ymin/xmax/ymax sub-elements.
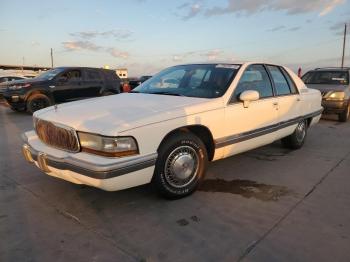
<box><xmin>280</xmin><ymin>67</ymin><xmax>298</xmax><ymax>94</ymax></box>
<box><xmin>302</xmin><ymin>71</ymin><xmax>349</xmax><ymax>85</ymax></box>
<box><xmin>232</xmin><ymin>64</ymin><xmax>273</xmax><ymax>102</ymax></box>
<box><xmin>267</xmin><ymin>65</ymin><xmax>291</xmax><ymax>96</ymax></box>
<box><xmin>86</xmin><ymin>70</ymin><xmax>102</xmax><ymax>80</ymax></box>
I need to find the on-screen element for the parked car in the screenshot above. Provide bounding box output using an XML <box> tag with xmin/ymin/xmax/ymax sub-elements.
<box><xmin>128</xmin><ymin>75</ymin><xmax>152</xmax><ymax>90</ymax></box>
<box><xmin>0</xmin><ymin>75</ymin><xmax>26</xmax><ymax>83</ymax></box>
<box><xmin>22</xmin><ymin>62</ymin><xmax>322</xmax><ymax>199</ymax></box>
<box><xmin>3</xmin><ymin>67</ymin><xmax>121</xmax><ymax>113</ymax></box>
<box><xmin>0</xmin><ymin>76</ymin><xmax>27</xmax><ymax>99</ymax></box>
<box><xmin>302</xmin><ymin>67</ymin><xmax>350</xmax><ymax>122</ymax></box>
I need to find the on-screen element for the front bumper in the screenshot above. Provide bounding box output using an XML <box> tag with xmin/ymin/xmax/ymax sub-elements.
<box><xmin>3</xmin><ymin>91</ymin><xmax>26</xmax><ymax>107</ymax></box>
<box><xmin>22</xmin><ymin>131</ymin><xmax>157</xmax><ymax>191</ymax></box>
<box><xmin>322</xmin><ymin>99</ymin><xmax>348</xmax><ymax>114</ymax></box>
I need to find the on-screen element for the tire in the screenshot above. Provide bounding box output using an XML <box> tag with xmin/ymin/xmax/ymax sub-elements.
<box><xmin>26</xmin><ymin>94</ymin><xmax>52</xmax><ymax>114</ymax></box>
<box><xmin>101</xmin><ymin>91</ymin><xmax>115</xmax><ymax>96</ymax></box>
<box><xmin>281</xmin><ymin>120</ymin><xmax>308</xmax><ymax>150</ymax></box>
<box><xmin>10</xmin><ymin>106</ymin><xmax>23</xmax><ymax>112</ymax></box>
<box><xmin>153</xmin><ymin>132</ymin><xmax>208</xmax><ymax>199</ymax></box>
<box><xmin>338</xmin><ymin>103</ymin><xmax>350</xmax><ymax>122</ymax></box>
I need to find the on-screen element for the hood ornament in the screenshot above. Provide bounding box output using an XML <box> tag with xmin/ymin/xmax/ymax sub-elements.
<box><xmin>54</xmin><ymin>104</ymin><xmax>58</xmax><ymax>112</ymax></box>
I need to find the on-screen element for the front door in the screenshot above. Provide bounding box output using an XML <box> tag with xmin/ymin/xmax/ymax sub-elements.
<box><xmin>54</xmin><ymin>69</ymin><xmax>83</xmax><ymax>101</ymax></box>
<box><xmin>221</xmin><ymin>64</ymin><xmax>279</xmax><ymax>158</ymax></box>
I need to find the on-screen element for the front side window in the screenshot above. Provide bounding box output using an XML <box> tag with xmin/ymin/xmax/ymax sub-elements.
<box><xmin>61</xmin><ymin>70</ymin><xmax>82</xmax><ymax>81</ymax></box>
<box><xmin>134</xmin><ymin>64</ymin><xmax>240</xmax><ymax>98</ymax></box>
<box><xmin>267</xmin><ymin>65</ymin><xmax>291</xmax><ymax>96</ymax></box>
<box><xmin>36</xmin><ymin>68</ymin><xmax>65</xmax><ymax>80</ymax></box>
<box><xmin>232</xmin><ymin>64</ymin><xmax>273</xmax><ymax>102</ymax></box>
<box><xmin>302</xmin><ymin>71</ymin><xmax>349</xmax><ymax>85</ymax></box>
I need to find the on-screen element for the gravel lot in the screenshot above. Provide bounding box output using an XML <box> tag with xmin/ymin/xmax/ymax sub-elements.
<box><xmin>0</xmin><ymin>103</ymin><xmax>349</xmax><ymax>262</ymax></box>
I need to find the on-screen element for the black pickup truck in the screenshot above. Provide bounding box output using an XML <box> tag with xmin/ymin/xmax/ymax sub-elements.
<box><xmin>3</xmin><ymin>67</ymin><xmax>121</xmax><ymax>113</ymax></box>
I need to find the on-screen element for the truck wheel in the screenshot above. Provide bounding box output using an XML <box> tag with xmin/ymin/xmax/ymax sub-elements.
<box><xmin>26</xmin><ymin>94</ymin><xmax>52</xmax><ymax>114</ymax></box>
<box><xmin>338</xmin><ymin>104</ymin><xmax>350</xmax><ymax>122</ymax></box>
<box><xmin>281</xmin><ymin>120</ymin><xmax>308</xmax><ymax>150</ymax></box>
<box><xmin>10</xmin><ymin>106</ymin><xmax>24</xmax><ymax>112</ymax></box>
<box><xmin>153</xmin><ymin>132</ymin><xmax>208</xmax><ymax>199</ymax></box>
<box><xmin>101</xmin><ymin>91</ymin><xmax>115</xmax><ymax>96</ymax></box>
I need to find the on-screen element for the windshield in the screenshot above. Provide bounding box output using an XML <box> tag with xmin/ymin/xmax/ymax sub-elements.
<box><xmin>302</xmin><ymin>71</ymin><xmax>349</xmax><ymax>85</ymax></box>
<box><xmin>133</xmin><ymin>64</ymin><xmax>240</xmax><ymax>98</ymax></box>
<box><xmin>36</xmin><ymin>68</ymin><xmax>65</xmax><ymax>80</ymax></box>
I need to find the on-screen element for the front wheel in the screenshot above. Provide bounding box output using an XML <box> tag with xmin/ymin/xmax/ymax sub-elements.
<box><xmin>26</xmin><ymin>94</ymin><xmax>52</xmax><ymax>114</ymax></box>
<box><xmin>281</xmin><ymin>120</ymin><xmax>308</xmax><ymax>149</ymax></box>
<box><xmin>153</xmin><ymin>132</ymin><xmax>208</xmax><ymax>199</ymax></box>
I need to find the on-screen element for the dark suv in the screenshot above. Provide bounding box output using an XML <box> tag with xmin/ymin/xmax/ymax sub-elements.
<box><xmin>3</xmin><ymin>67</ymin><xmax>121</xmax><ymax>113</ymax></box>
<box><xmin>302</xmin><ymin>67</ymin><xmax>350</xmax><ymax>122</ymax></box>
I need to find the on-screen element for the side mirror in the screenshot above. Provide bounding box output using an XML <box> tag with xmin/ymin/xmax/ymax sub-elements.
<box><xmin>239</xmin><ymin>90</ymin><xmax>260</xmax><ymax>108</ymax></box>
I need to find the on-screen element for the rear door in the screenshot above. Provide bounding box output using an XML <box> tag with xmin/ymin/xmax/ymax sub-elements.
<box><xmin>266</xmin><ymin>65</ymin><xmax>301</xmax><ymax>139</ymax></box>
<box><xmin>222</xmin><ymin>64</ymin><xmax>279</xmax><ymax>157</ymax></box>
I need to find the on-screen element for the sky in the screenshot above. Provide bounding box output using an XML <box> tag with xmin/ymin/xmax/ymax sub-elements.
<box><xmin>1</xmin><ymin>0</ymin><xmax>350</xmax><ymax>76</ymax></box>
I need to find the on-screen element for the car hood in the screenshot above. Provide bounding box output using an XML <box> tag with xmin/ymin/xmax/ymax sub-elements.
<box><xmin>34</xmin><ymin>93</ymin><xmax>223</xmax><ymax>135</ymax></box>
<box><xmin>305</xmin><ymin>84</ymin><xmax>348</xmax><ymax>92</ymax></box>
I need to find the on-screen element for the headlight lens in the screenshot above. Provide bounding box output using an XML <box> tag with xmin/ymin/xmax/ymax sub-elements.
<box><xmin>328</xmin><ymin>91</ymin><xmax>345</xmax><ymax>100</ymax></box>
<box><xmin>78</xmin><ymin>132</ymin><xmax>139</xmax><ymax>157</ymax></box>
<box><xmin>8</xmin><ymin>83</ymin><xmax>31</xmax><ymax>90</ymax></box>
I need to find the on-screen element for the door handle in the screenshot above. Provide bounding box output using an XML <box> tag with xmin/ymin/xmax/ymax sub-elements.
<box><xmin>273</xmin><ymin>102</ymin><xmax>278</xmax><ymax>106</ymax></box>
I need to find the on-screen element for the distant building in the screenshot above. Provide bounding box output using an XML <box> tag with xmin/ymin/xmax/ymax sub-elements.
<box><xmin>116</xmin><ymin>68</ymin><xmax>128</xmax><ymax>79</ymax></box>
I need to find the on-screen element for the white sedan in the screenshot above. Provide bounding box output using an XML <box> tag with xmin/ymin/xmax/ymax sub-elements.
<box><xmin>22</xmin><ymin>62</ymin><xmax>322</xmax><ymax>198</ymax></box>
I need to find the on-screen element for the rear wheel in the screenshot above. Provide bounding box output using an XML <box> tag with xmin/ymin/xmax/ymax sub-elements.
<box><xmin>26</xmin><ymin>94</ymin><xmax>52</xmax><ymax>114</ymax></box>
<box><xmin>338</xmin><ymin>103</ymin><xmax>350</xmax><ymax>122</ymax></box>
<box><xmin>281</xmin><ymin>120</ymin><xmax>308</xmax><ymax>149</ymax></box>
<box><xmin>153</xmin><ymin>132</ymin><xmax>208</xmax><ymax>199</ymax></box>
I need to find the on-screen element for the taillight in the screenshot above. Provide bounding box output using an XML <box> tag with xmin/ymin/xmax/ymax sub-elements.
<box><xmin>122</xmin><ymin>83</ymin><xmax>131</xmax><ymax>93</ymax></box>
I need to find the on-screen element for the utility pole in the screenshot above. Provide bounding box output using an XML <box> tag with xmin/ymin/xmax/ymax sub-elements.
<box><xmin>50</xmin><ymin>48</ymin><xmax>54</xmax><ymax>68</ymax></box>
<box><xmin>341</xmin><ymin>23</ymin><xmax>347</xmax><ymax>68</ymax></box>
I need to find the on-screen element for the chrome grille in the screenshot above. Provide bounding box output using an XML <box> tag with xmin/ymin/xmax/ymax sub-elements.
<box><xmin>34</xmin><ymin>118</ymin><xmax>80</xmax><ymax>152</ymax></box>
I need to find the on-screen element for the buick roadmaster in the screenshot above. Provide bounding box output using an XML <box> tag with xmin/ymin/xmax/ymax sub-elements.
<box><xmin>22</xmin><ymin>63</ymin><xmax>322</xmax><ymax>198</ymax></box>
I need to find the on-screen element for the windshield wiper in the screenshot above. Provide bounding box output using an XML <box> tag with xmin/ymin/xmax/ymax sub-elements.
<box><xmin>148</xmin><ymin>91</ymin><xmax>184</xmax><ymax>97</ymax></box>
<box><xmin>130</xmin><ymin>90</ymin><xmax>140</xmax><ymax>93</ymax></box>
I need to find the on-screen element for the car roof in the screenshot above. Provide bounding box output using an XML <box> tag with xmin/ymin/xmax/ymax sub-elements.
<box><xmin>311</xmin><ymin>67</ymin><xmax>350</xmax><ymax>72</ymax></box>
<box><xmin>54</xmin><ymin>66</ymin><xmax>114</xmax><ymax>71</ymax></box>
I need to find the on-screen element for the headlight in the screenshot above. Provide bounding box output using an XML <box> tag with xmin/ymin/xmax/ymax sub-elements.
<box><xmin>78</xmin><ymin>132</ymin><xmax>139</xmax><ymax>157</ymax></box>
<box><xmin>8</xmin><ymin>83</ymin><xmax>31</xmax><ymax>90</ymax></box>
<box><xmin>327</xmin><ymin>91</ymin><xmax>345</xmax><ymax>100</ymax></box>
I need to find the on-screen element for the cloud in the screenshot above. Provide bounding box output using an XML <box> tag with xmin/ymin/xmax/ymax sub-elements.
<box><xmin>62</xmin><ymin>41</ymin><xmax>102</xmax><ymax>51</ymax></box>
<box><xmin>267</xmin><ymin>25</ymin><xmax>286</xmax><ymax>32</ymax></box>
<box><xmin>107</xmin><ymin>48</ymin><xmax>130</xmax><ymax>59</ymax></box>
<box><xmin>178</xmin><ymin>1</ymin><xmax>203</xmax><ymax>20</ymax></box>
<box><xmin>205</xmin><ymin>0</ymin><xmax>345</xmax><ymax>17</ymax></box>
<box><xmin>70</xmin><ymin>29</ymin><xmax>133</xmax><ymax>41</ymax></box>
<box><xmin>287</xmin><ymin>26</ymin><xmax>301</xmax><ymax>31</ymax></box>
<box><xmin>200</xmin><ymin>49</ymin><xmax>223</xmax><ymax>61</ymax></box>
<box><xmin>266</xmin><ymin>25</ymin><xmax>301</xmax><ymax>32</ymax></box>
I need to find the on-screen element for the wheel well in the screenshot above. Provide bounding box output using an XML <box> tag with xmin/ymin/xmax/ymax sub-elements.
<box><xmin>306</xmin><ymin>117</ymin><xmax>312</xmax><ymax>127</ymax></box>
<box><xmin>158</xmin><ymin>125</ymin><xmax>215</xmax><ymax>161</ymax></box>
<box><xmin>26</xmin><ymin>90</ymin><xmax>53</xmax><ymax>102</ymax></box>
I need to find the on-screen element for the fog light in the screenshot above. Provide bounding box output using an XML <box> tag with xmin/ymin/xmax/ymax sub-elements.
<box><xmin>11</xmin><ymin>96</ymin><xmax>19</xmax><ymax>102</ymax></box>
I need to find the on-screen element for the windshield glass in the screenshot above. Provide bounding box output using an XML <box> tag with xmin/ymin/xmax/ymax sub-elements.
<box><xmin>36</xmin><ymin>68</ymin><xmax>65</xmax><ymax>80</ymax></box>
<box><xmin>133</xmin><ymin>64</ymin><xmax>240</xmax><ymax>98</ymax></box>
<box><xmin>302</xmin><ymin>71</ymin><xmax>349</xmax><ymax>85</ymax></box>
